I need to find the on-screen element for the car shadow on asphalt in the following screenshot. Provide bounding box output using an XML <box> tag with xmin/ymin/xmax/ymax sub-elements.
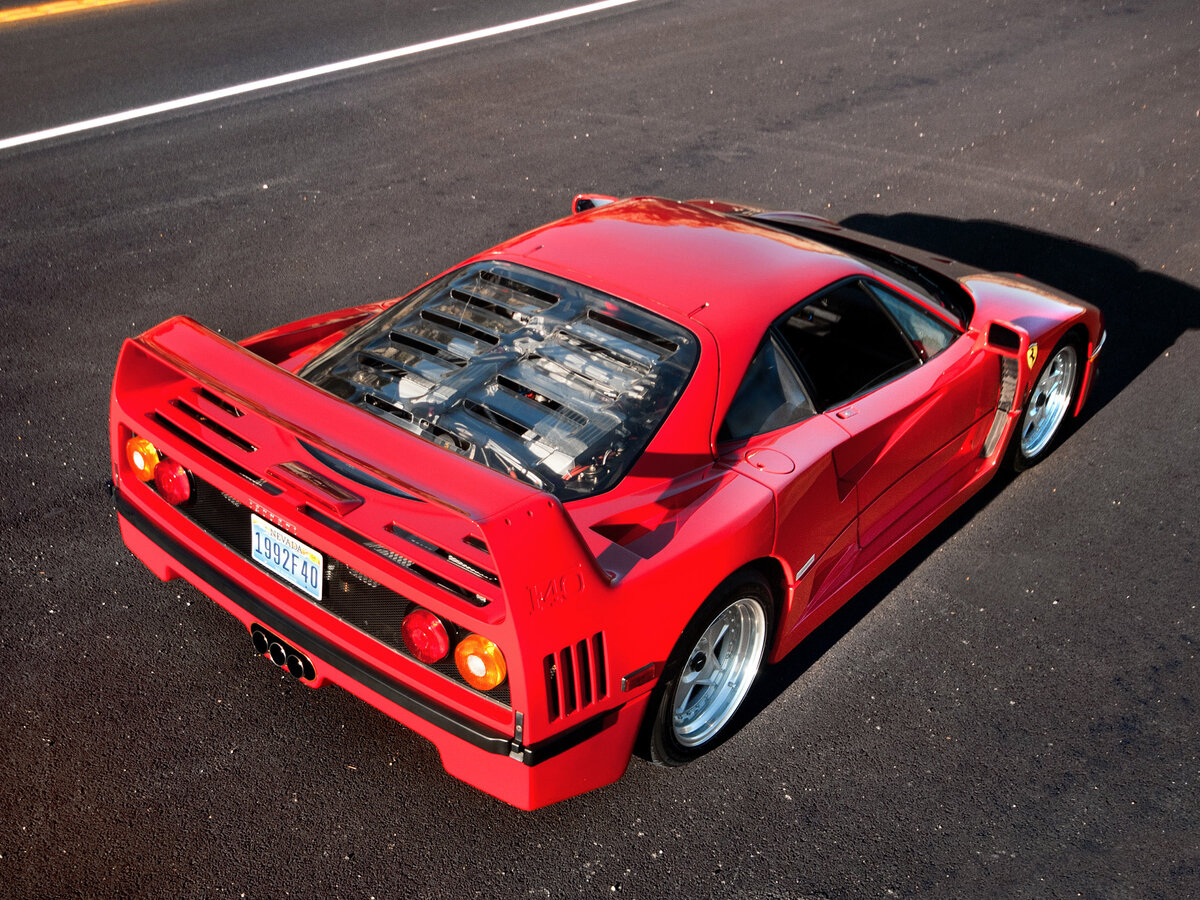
<box><xmin>736</xmin><ymin>213</ymin><xmax>1200</xmax><ymax>727</ymax></box>
<box><xmin>841</xmin><ymin>213</ymin><xmax>1200</xmax><ymax>417</ymax></box>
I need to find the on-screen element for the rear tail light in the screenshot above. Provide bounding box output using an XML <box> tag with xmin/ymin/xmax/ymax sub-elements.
<box><xmin>126</xmin><ymin>435</ymin><xmax>192</xmax><ymax>505</ymax></box>
<box><xmin>153</xmin><ymin>460</ymin><xmax>193</xmax><ymax>506</ymax></box>
<box><xmin>125</xmin><ymin>436</ymin><xmax>161</xmax><ymax>481</ymax></box>
<box><xmin>400</xmin><ymin>608</ymin><xmax>451</xmax><ymax>664</ymax></box>
<box><xmin>455</xmin><ymin>634</ymin><xmax>507</xmax><ymax>691</ymax></box>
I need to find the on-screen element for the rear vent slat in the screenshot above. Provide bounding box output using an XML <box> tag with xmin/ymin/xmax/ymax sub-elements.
<box><xmin>544</xmin><ymin>632</ymin><xmax>607</xmax><ymax>722</ymax></box>
<box><xmin>462</xmin><ymin>399</ymin><xmax>529</xmax><ymax>438</ymax></box>
<box><xmin>592</xmin><ymin>632</ymin><xmax>607</xmax><ymax>700</ymax></box>
<box><xmin>295</xmin><ymin>506</ymin><xmax>497</xmax><ymax>608</ymax></box>
<box><xmin>388</xmin><ymin>332</ymin><xmax>468</xmax><ymax>367</ymax></box>
<box><xmin>559</xmin><ymin>332</ymin><xmax>650</xmax><ymax>375</ymax></box>
<box><xmin>545</xmin><ymin>656</ymin><xmax>561</xmax><ymax>720</ymax></box>
<box><xmin>560</xmin><ymin>648</ymin><xmax>577</xmax><ymax>716</ymax></box>
<box><xmin>586</xmin><ymin>309</ymin><xmax>679</xmax><ymax>353</ymax></box>
<box><xmin>477</xmin><ymin>268</ymin><xmax>559</xmax><ymax>309</ymax></box>
<box><xmin>148</xmin><ymin>410</ymin><xmax>263</xmax><ymax>488</ymax></box>
<box><xmin>386</xmin><ymin>523</ymin><xmax>499</xmax><ymax>587</ymax></box>
<box><xmin>364</xmin><ymin>392</ymin><xmax>415</xmax><ymax>420</ymax></box>
<box><xmin>419</xmin><ymin>309</ymin><xmax>501</xmax><ymax>345</ymax></box>
<box><xmin>496</xmin><ymin>376</ymin><xmax>591</xmax><ymax>430</ymax></box>
<box><xmin>463</xmin><ymin>535</ymin><xmax>490</xmax><ymax>556</ymax></box>
<box><xmin>576</xmin><ymin>639</ymin><xmax>592</xmax><ymax>706</ymax></box>
<box><xmin>367</xmin><ymin>540</ymin><xmax>491</xmax><ymax>608</ymax></box>
<box><xmin>169</xmin><ymin>399</ymin><xmax>257</xmax><ymax>452</ymax></box>
<box><xmin>195</xmin><ymin>387</ymin><xmax>244</xmax><ymax>417</ymax></box>
<box><xmin>438</xmin><ymin>291</ymin><xmax>525</xmax><ymax>334</ymax></box>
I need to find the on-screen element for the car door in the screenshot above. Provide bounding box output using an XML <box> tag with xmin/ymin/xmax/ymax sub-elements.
<box><xmin>776</xmin><ymin>277</ymin><xmax>999</xmax><ymax>560</ymax></box>
<box><xmin>718</xmin><ymin>333</ymin><xmax>860</xmax><ymax>637</ymax></box>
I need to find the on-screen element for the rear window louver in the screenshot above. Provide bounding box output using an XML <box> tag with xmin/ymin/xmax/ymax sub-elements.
<box><xmin>387</xmin><ymin>332</ymin><xmax>468</xmax><ymax>368</ymax></box>
<box><xmin>586</xmin><ymin>308</ymin><xmax>679</xmax><ymax>353</ymax></box>
<box><xmin>478</xmin><ymin>268</ymin><xmax>558</xmax><ymax>306</ymax></box>
<box><xmin>545</xmin><ymin>633</ymin><xmax>608</xmax><ymax>722</ymax></box>
<box><xmin>297</xmin><ymin>261</ymin><xmax>698</xmax><ymax>499</ymax></box>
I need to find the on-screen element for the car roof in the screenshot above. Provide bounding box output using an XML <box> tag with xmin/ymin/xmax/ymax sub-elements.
<box><xmin>485</xmin><ymin>197</ymin><xmax>870</xmax><ymax>338</ymax></box>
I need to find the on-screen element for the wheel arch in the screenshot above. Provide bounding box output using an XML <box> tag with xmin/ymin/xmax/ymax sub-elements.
<box><xmin>1062</xmin><ymin>322</ymin><xmax>1091</xmax><ymax>416</ymax></box>
<box><xmin>634</xmin><ymin>558</ymin><xmax>780</xmax><ymax>764</ymax></box>
<box><xmin>743</xmin><ymin>555</ymin><xmax>789</xmax><ymax>652</ymax></box>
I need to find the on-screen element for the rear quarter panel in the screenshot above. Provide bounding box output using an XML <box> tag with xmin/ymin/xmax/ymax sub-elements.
<box><xmin>962</xmin><ymin>273</ymin><xmax>1104</xmax><ymax>410</ymax></box>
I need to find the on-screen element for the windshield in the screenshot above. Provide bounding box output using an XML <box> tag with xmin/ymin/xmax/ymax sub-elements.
<box><xmin>298</xmin><ymin>262</ymin><xmax>698</xmax><ymax>499</ymax></box>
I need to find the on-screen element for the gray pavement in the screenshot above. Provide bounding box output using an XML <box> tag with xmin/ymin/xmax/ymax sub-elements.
<box><xmin>1</xmin><ymin>0</ymin><xmax>1197</xmax><ymax>896</ymax></box>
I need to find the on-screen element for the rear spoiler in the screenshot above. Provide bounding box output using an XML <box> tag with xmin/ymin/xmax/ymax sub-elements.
<box><xmin>118</xmin><ymin>316</ymin><xmax>611</xmax><ymax>603</ymax></box>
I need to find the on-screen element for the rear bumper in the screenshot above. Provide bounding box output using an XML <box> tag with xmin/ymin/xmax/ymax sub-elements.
<box><xmin>114</xmin><ymin>490</ymin><xmax>645</xmax><ymax>809</ymax></box>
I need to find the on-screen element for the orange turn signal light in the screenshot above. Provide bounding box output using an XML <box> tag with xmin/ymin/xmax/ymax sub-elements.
<box><xmin>125</xmin><ymin>436</ymin><xmax>161</xmax><ymax>481</ymax></box>
<box><xmin>454</xmin><ymin>633</ymin><xmax>507</xmax><ymax>691</ymax></box>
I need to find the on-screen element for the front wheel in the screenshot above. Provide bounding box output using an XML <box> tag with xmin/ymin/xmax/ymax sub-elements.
<box><xmin>646</xmin><ymin>572</ymin><xmax>774</xmax><ymax>766</ymax></box>
<box><xmin>1008</xmin><ymin>339</ymin><xmax>1082</xmax><ymax>471</ymax></box>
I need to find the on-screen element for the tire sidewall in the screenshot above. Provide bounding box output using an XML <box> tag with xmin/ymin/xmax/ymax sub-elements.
<box><xmin>645</xmin><ymin>570</ymin><xmax>775</xmax><ymax>766</ymax></box>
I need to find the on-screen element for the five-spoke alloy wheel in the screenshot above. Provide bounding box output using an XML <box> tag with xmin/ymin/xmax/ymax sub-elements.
<box><xmin>1010</xmin><ymin>338</ymin><xmax>1083</xmax><ymax>471</ymax></box>
<box><xmin>646</xmin><ymin>572</ymin><xmax>773</xmax><ymax>765</ymax></box>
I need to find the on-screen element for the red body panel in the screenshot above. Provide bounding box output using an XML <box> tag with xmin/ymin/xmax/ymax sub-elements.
<box><xmin>109</xmin><ymin>197</ymin><xmax>1104</xmax><ymax>808</ymax></box>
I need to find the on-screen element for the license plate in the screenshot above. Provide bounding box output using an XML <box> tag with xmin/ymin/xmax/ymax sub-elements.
<box><xmin>251</xmin><ymin>514</ymin><xmax>323</xmax><ymax>602</ymax></box>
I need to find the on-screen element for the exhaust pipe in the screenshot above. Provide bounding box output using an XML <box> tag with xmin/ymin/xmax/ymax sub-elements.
<box><xmin>251</xmin><ymin>628</ymin><xmax>270</xmax><ymax>655</ymax></box>
<box><xmin>285</xmin><ymin>653</ymin><xmax>308</xmax><ymax>680</ymax></box>
<box><xmin>251</xmin><ymin>625</ymin><xmax>315</xmax><ymax>681</ymax></box>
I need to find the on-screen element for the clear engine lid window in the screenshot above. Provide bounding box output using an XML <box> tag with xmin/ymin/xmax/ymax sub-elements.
<box><xmin>298</xmin><ymin>262</ymin><xmax>699</xmax><ymax>499</ymax></box>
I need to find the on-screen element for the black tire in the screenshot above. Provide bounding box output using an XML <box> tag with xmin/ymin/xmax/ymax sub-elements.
<box><xmin>1006</xmin><ymin>337</ymin><xmax>1084</xmax><ymax>473</ymax></box>
<box><xmin>645</xmin><ymin>571</ymin><xmax>775</xmax><ymax>767</ymax></box>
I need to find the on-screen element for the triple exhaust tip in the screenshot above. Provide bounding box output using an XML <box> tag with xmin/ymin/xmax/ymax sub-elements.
<box><xmin>251</xmin><ymin>625</ymin><xmax>315</xmax><ymax>681</ymax></box>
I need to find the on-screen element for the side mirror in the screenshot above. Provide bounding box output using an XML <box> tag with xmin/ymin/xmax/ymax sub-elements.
<box><xmin>571</xmin><ymin>193</ymin><xmax>618</xmax><ymax>215</ymax></box>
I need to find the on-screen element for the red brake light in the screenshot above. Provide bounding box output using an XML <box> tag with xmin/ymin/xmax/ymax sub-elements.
<box><xmin>153</xmin><ymin>460</ymin><xmax>193</xmax><ymax>506</ymax></box>
<box><xmin>401</xmin><ymin>608</ymin><xmax>450</xmax><ymax>664</ymax></box>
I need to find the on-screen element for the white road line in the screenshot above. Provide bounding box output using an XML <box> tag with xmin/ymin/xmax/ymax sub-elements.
<box><xmin>0</xmin><ymin>0</ymin><xmax>643</xmax><ymax>151</ymax></box>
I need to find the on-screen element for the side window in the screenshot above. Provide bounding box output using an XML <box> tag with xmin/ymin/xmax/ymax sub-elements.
<box><xmin>864</xmin><ymin>280</ymin><xmax>958</xmax><ymax>361</ymax></box>
<box><xmin>719</xmin><ymin>335</ymin><xmax>815</xmax><ymax>442</ymax></box>
<box><xmin>777</xmin><ymin>279</ymin><xmax>919</xmax><ymax>410</ymax></box>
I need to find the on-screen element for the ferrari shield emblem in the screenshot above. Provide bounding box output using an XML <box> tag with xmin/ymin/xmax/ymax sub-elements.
<box><xmin>1026</xmin><ymin>343</ymin><xmax>1039</xmax><ymax>369</ymax></box>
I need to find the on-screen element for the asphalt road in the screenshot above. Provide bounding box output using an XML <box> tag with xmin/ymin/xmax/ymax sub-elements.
<box><xmin>1</xmin><ymin>0</ymin><xmax>1197</xmax><ymax>896</ymax></box>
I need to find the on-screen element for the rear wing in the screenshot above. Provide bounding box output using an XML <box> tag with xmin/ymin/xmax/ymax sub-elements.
<box><xmin>111</xmin><ymin>316</ymin><xmax>611</xmax><ymax>617</ymax></box>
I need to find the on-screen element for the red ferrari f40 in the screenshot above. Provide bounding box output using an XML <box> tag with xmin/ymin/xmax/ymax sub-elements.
<box><xmin>110</xmin><ymin>196</ymin><xmax>1104</xmax><ymax>808</ymax></box>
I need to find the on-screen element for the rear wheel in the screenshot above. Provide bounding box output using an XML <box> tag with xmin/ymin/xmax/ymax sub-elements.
<box><xmin>647</xmin><ymin>572</ymin><xmax>774</xmax><ymax>766</ymax></box>
<box><xmin>1009</xmin><ymin>339</ymin><xmax>1082</xmax><ymax>471</ymax></box>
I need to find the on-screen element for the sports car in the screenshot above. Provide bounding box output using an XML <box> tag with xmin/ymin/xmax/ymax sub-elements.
<box><xmin>109</xmin><ymin>195</ymin><xmax>1104</xmax><ymax>808</ymax></box>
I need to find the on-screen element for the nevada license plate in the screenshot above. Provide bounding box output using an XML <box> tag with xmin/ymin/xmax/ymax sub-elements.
<box><xmin>251</xmin><ymin>514</ymin><xmax>323</xmax><ymax>602</ymax></box>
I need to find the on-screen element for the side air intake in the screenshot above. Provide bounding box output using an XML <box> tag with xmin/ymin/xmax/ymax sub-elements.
<box><xmin>544</xmin><ymin>633</ymin><xmax>608</xmax><ymax>722</ymax></box>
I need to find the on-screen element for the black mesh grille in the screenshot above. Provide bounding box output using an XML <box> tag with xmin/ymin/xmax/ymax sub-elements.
<box><xmin>176</xmin><ymin>477</ymin><xmax>509</xmax><ymax>706</ymax></box>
